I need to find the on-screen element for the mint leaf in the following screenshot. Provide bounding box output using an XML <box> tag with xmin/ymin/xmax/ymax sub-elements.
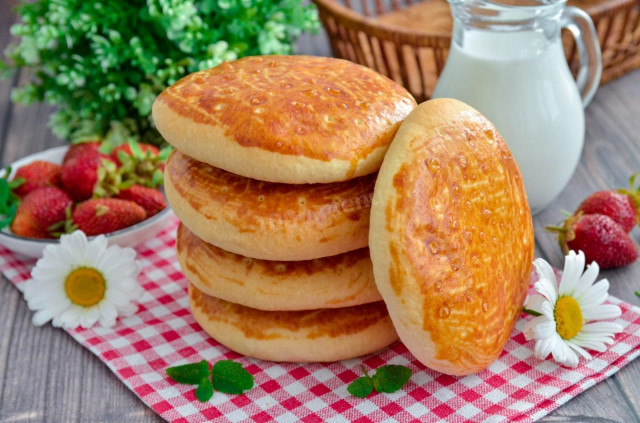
<box><xmin>371</xmin><ymin>365</ymin><xmax>412</xmax><ymax>393</ymax></box>
<box><xmin>0</xmin><ymin>167</ymin><xmax>21</xmax><ymax>230</ymax></box>
<box><xmin>166</xmin><ymin>360</ymin><xmax>209</xmax><ymax>385</ymax></box>
<box><xmin>211</xmin><ymin>360</ymin><xmax>254</xmax><ymax>394</ymax></box>
<box><xmin>0</xmin><ymin>179</ymin><xmax>10</xmax><ymax>209</ymax></box>
<box><xmin>195</xmin><ymin>377</ymin><xmax>213</xmax><ymax>402</ymax></box>
<box><xmin>347</xmin><ymin>376</ymin><xmax>373</xmax><ymax>398</ymax></box>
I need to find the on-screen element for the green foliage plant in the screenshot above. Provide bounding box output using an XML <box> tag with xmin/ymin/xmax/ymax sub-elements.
<box><xmin>2</xmin><ymin>0</ymin><xmax>319</xmax><ymax>146</ymax></box>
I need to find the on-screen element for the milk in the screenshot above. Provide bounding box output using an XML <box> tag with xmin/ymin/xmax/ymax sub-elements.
<box><xmin>433</xmin><ymin>32</ymin><xmax>585</xmax><ymax>214</ymax></box>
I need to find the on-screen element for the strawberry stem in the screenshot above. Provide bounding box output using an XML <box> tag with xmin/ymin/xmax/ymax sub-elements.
<box><xmin>522</xmin><ymin>307</ymin><xmax>542</xmax><ymax>317</ymax></box>
<box><xmin>618</xmin><ymin>171</ymin><xmax>640</xmax><ymax>227</ymax></box>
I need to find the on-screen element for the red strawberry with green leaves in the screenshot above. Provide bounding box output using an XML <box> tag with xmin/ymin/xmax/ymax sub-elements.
<box><xmin>10</xmin><ymin>187</ymin><xmax>73</xmax><ymax>239</ymax></box>
<box><xmin>115</xmin><ymin>141</ymin><xmax>171</xmax><ymax>189</ymax></box>
<box><xmin>575</xmin><ymin>190</ymin><xmax>637</xmax><ymax>233</ymax></box>
<box><xmin>62</xmin><ymin>141</ymin><xmax>101</xmax><ymax>164</ymax></box>
<box><xmin>548</xmin><ymin>212</ymin><xmax>638</xmax><ymax>269</ymax></box>
<box><xmin>12</xmin><ymin>160</ymin><xmax>62</xmax><ymax>197</ymax></box>
<box><xmin>72</xmin><ymin>198</ymin><xmax>146</xmax><ymax>236</ymax></box>
<box><xmin>111</xmin><ymin>142</ymin><xmax>159</xmax><ymax>165</ymax></box>
<box><xmin>60</xmin><ymin>148</ymin><xmax>116</xmax><ymax>201</ymax></box>
<box><xmin>115</xmin><ymin>185</ymin><xmax>167</xmax><ymax>217</ymax></box>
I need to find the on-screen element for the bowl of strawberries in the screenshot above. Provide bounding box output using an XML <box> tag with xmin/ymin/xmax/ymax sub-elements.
<box><xmin>0</xmin><ymin>141</ymin><xmax>174</xmax><ymax>259</ymax></box>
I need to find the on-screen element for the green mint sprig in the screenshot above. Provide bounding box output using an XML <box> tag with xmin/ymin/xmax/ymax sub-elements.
<box><xmin>166</xmin><ymin>359</ymin><xmax>209</xmax><ymax>385</ymax></box>
<box><xmin>347</xmin><ymin>365</ymin><xmax>412</xmax><ymax>398</ymax></box>
<box><xmin>195</xmin><ymin>377</ymin><xmax>214</xmax><ymax>402</ymax></box>
<box><xmin>211</xmin><ymin>360</ymin><xmax>254</xmax><ymax>394</ymax></box>
<box><xmin>166</xmin><ymin>359</ymin><xmax>253</xmax><ymax>402</ymax></box>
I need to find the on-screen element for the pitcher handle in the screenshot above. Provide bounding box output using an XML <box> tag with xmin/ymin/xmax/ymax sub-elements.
<box><xmin>561</xmin><ymin>6</ymin><xmax>602</xmax><ymax>108</ymax></box>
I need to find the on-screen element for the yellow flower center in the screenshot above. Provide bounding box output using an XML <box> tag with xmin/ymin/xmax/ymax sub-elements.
<box><xmin>554</xmin><ymin>296</ymin><xmax>583</xmax><ymax>340</ymax></box>
<box><xmin>65</xmin><ymin>267</ymin><xmax>106</xmax><ymax>307</ymax></box>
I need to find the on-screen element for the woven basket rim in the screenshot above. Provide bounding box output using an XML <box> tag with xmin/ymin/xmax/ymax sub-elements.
<box><xmin>312</xmin><ymin>0</ymin><xmax>453</xmax><ymax>44</ymax></box>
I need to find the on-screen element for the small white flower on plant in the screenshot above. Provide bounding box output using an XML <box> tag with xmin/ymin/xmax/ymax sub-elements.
<box><xmin>23</xmin><ymin>230</ymin><xmax>143</xmax><ymax>329</ymax></box>
<box><xmin>523</xmin><ymin>250</ymin><xmax>623</xmax><ymax>368</ymax></box>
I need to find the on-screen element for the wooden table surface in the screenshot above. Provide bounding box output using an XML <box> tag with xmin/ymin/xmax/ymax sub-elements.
<box><xmin>1</xmin><ymin>2</ymin><xmax>640</xmax><ymax>422</ymax></box>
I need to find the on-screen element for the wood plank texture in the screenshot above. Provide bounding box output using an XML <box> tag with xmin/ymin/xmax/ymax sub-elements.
<box><xmin>0</xmin><ymin>1</ymin><xmax>639</xmax><ymax>422</ymax></box>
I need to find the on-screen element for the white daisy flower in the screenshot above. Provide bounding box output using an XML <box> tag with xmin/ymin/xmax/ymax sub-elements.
<box><xmin>22</xmin><ymin>230</ymin><xmax>143</xmax><ymax>329</ymax></box>
<box><xmin>522</xmin><ymin>250</ymin><xmax>623</xmax><ymax>368</ymax></box>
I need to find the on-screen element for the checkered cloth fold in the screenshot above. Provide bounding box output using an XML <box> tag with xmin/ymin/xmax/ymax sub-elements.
<box><xmin>1</xmin><ymin>216</ymin><xmax>639</xmax><ymax>423</ymax></box>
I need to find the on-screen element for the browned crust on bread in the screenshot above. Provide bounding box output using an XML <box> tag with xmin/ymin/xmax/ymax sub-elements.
<box><xmin>165</xmin><ymin>150</ymin><xmax>374</xmax><ymax>260</ymax></box>
<box><xmin>176</xmin><ymin>223</ymin><xmax>382</xmax><ymax>310</ymax></box>
<box><xmin>370</xmin><ymin>98</ymin><xmax>534</xmax><ymax>375</ymax></box>
<box><xmin>188</xmin><ymin>284</ymin><xmax>398</xmax><ymax>362</ymax></box>
<box><xmin>152</xmin><ymin>55</ymin><xmax>416</xmax><ymax>183</ymax></box>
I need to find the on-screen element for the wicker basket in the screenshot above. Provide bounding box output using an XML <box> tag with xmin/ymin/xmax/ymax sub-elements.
<box><xmin>313</xmin><ymin>0</ymin><xmax>640</xmax><ymax>103</ymax></box>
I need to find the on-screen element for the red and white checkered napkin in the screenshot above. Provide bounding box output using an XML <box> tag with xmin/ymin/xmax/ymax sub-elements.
<box><xmin>2</xmin><ymin>216</ymin><xmax>640</xmax><ymax>423</ymax></box>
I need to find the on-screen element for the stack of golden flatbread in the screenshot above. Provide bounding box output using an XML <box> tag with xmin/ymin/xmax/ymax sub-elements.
<box><xmin>153</xmin><ymin>55</ymin><xmax>417</xmax><ymax>362</ymax></box>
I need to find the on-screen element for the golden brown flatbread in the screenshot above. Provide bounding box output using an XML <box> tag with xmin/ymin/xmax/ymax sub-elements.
<box><xmin>165</xmin><ymin>150</ymin><xmax>375</xmax><ymax>260</ymax></box>
<box><xmin>152</xmin><ymin>55</ymin><xmax>416</xmax><ymax>184</ymax></box>
<box><xmin>188</xmin><ymin>283</ymin><xmax>398</xmax><ymax>362</ymax></box>
<box><xmin>369</xmin><ymin>98</ymin><xmax>534</xmax><ymax>375</ymax></box>
<box><xmin>176</xmin><ymin>223</ymin><xmax>381</xmax><ymax>310</ymax></box>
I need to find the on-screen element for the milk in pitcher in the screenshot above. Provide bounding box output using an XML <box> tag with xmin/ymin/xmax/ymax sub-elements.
<box><xmin>433</xmin><ymin>32</ymin><xmax>584</xmax><ymax>214</ymax></box>
<box><xmin>432</xmin><ymin>0</ymin><xmax>601</xmax><ymax>214</ymax></box>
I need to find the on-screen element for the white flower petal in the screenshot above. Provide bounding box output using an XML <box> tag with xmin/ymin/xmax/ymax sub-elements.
<box><xmin>31</xmin><ymin>260</ymin><xmax>70</xmax><ymax>281</ymax></box>
<box><xmin>99</xmin><ymin>301</ymin><xmax>118</xmax><ymax>323</ymax></box>
<box><xmin>80</xmin><ymin>307</ymin><xmax>101</xmax><ymax>329</ymax></box>
<box><xmin>558</xmin><ymin>250</ymin><xmax>585</xmax><ymax>296</ymax></box>
<box><xmin>532</xmin><ymin>319</ymin><xmax>557</xmax><ymax>339</ymax></box>
<box><xmin>98</xmin><ymin>314</ymin><xmax>116</xmax><ymax>328</ymax></box>
<box><xmin>524</xmin><ymin>295</ymin><xmax>549</xmax><ymax>315</ymax></box>
<box><xmin>118</xmin><ymin>302</ymin><xmax>138</xmax><ymax>317</ymax></box>
<box><xmin>27</xmin><ymin>291</ymin><xmax>69</xmax><ymax>310</ymax></box>
<box><xmin>580</xmin><ymin>321</ymin><xmax>623</xmax><ymax>336</ymax></box>
<box><xmin>59</xmin><ymin>232</ymin><xmax>89</xmax><ymax>264</ymax></box>
<box><xmin>535</xmin><ymin>336</ymin><xmax>557</xmax><ymax>360</ymax></box>
<box><xmin>534</xmin><ymin>278</ymin><xmax>558</xmax><ymax>304</ymax></box>
<box><xmin>552</xmin><ymin>339</ymin><xmax>579</xmax><ymax>368</ymax></box>
<box><xmin>576</xmin><ymin>279</ymin><xmax>610</xmax><ymax>309</ymax></box>
<box><xmin>571</xmin><ymin>336</ymin><xmax>611</xmax><ymax>352</ymax></box>
<box><xmin>533</xmin><ymin>258</ymin><xmax>557</xmax><ymax>286</ymax></box>
<box><xmin>105</xmin><ymin>288</ymin><xmax>131</xmax><ymax>307</ymax></box>
<box><xmin>581</xmin><ymin>304</ymin><xmax>622</xmax><ymax>321</ymax></box>
<box><xmin>22</xmin><ymin>280</ymin><xmax>41</xmax><ymax>300</ymax></box>
<box><xmin>32</xmin><ymin>303</ymin><xmax>68</xmax><ymax>326</ymax></box>
<box><xmin>85</xmin><ymin>235</ymin><xmax>108</xmax><ymax>262</ymax></box>
<box><xmin>566</xmin><ymin>340</ymin><xmax>594</xmax><ymax>360</ymax></box>
<box><xmin>573</xmin><ymin>261</ymin><xmax>600</xmax><ymax>299</ymax></box>
<box><xmin>57</xmin><ymin>307</ymin><xmax>82</xmax><ymax>329</ymax></box>
<box><xmin>540</xmin><ymin>300</ymin><xmax>555</xmax><ymax>320</ymax></box>
<box><xmin>523</xmin><ymin>315</ymin><xmax>550</xmax><ymax>340</ymax></box>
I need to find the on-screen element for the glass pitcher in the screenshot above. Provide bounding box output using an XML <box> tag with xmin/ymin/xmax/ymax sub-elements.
<box><xmin>432</xmin><ymin>0</ymin><xmax>602</xmax><ymax>214</ymax></box>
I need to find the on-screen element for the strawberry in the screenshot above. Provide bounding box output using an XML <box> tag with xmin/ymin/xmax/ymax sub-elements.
<box><xmin>10</xmin><ymin>187</ymin><xmax>73</xmax><ymax>239</ymax></box>
<box><xmin>73</xmin><ymin>198</ymin><xmax>146</xmax><ymax>236</ymax></box>
<box><xmin>549</xmin><ymin>212</ymin><xmax>638</xmax><ymax>269</ymax></box>
<box><xmin>115</xmin><ymin>185</ymin><xmax>167</xmax><ymax>217</ymax></box>
<box><xmin>115</xmin><ymin>141</ymin><xmax>171</xmax><ymax>189</ymax></box>
<box><xmin>62</xmin><ymin>141</ymin><xmax>101</xmax><ymax>164</ymax></box>
<box><xmin>575</xmin><ymin>190</ymin><xmax>637</xmax><ymax>233</ymax></box>
<box><xmin>12</xmin><ymin>160</ymin><xmax>62</xmax><ymax>197</ymax></box>
<box><xmin>60</xmin><ymin>148</ymin><xmax>115</xmax><ymax>201</ymax></box>
<box><xmin>111</xmin><ymin>142</ymin><xmax>159</xmax><ymax>165</ymax></box>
